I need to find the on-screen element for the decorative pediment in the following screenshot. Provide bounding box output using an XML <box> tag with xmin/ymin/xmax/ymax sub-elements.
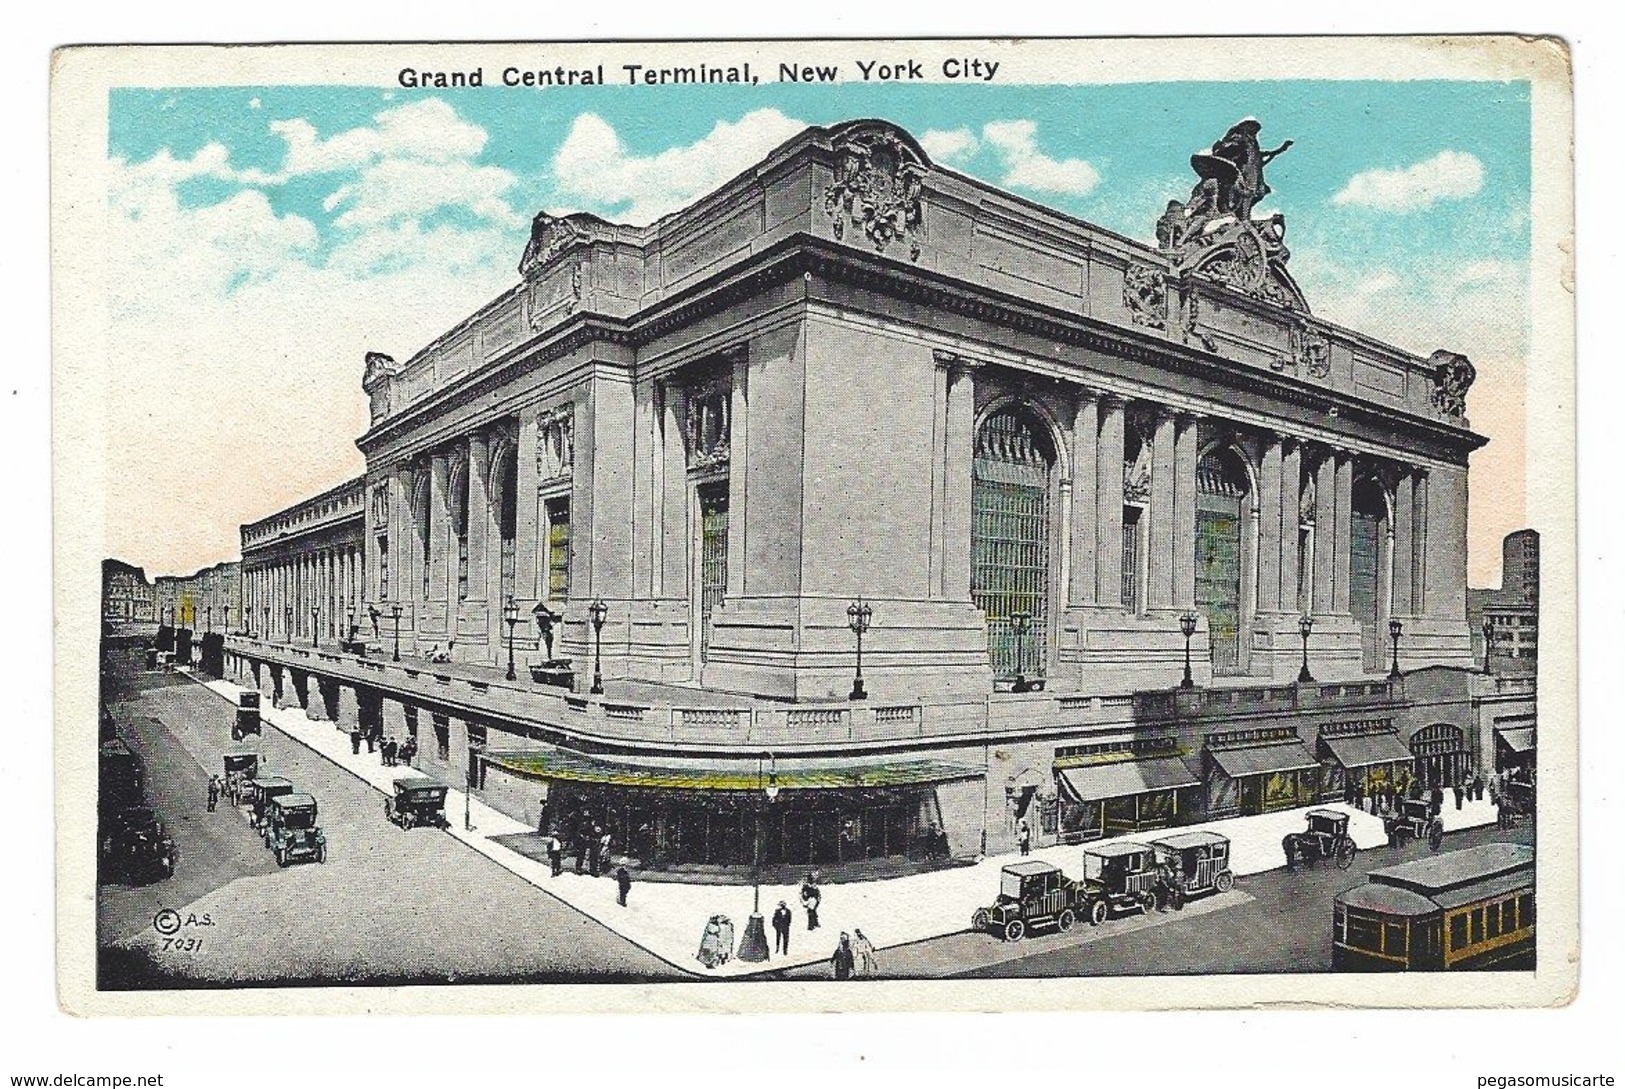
<box><xmin>537</xmin><ymin>405</ymin><xmax>575</xmax><ymax>485</ymax></box>
<box><xmin>1428</xmin><ymin>350</ymin><xmax>1476</xmax><ymax>418</ymax></box>
<box><xmin>519</xmin><ymin>212</ymin><xmax>590</xmax><ymax>276</ymax></box>
<box><xmin>823</xmin><ymin>121</ymin><xmax>929</xmax><ymax>261</ymax></box>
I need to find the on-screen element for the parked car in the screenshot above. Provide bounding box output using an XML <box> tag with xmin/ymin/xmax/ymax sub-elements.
<box><xmin>384</xmin><ymin>776</ymin><xmax>450</xmax><ymax>830</ymax></box>
<box><xmin>1283</xmin><ymin>808</ymin><xmax>1357</xmax><ymax>871</ymax></box>
<box><xmin>972</xmin><ymin>860</ymin><xmax>1084</xmax><ymax>942</ymax></box>
<box><xmin>99</xmin><ymin>806</ymin><xmax>177</xmax><ymax>882</ymax></box>
<box><xmin>233</xmin><ymin>690</ymin><xmax>262</xmax><ymax>741</ymax></box>
<box><xmin>244</xmin><ymin>776</ymin><xmax>295</xmax><ymax>834</ymax></box>
<box><xmin>1384</xmin><ymin>797</ymin><xmax>1444</xmax><ymax>851</ymax></box>
<box><xmin>1149</xmin><ymin>830</ymin><xmax>1235</xmax><ymax>909</ymax></box>
<box><xmin>1079</xmin><ymin>841</ymin><xmax>1160</xmax><ymax>923</ymax></box>
<box><xmin>266</xmin><ymin>793</ymin><xmax>326</xmax><ymax>867</ymax></box>
<box><xmin>222</xmin><ymin>750</ymin><xmax>259</xmax><ymax>805</ymax></box>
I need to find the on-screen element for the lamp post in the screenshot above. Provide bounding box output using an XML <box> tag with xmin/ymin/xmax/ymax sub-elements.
<box><xmin>1010</xmin><ymin>611</ymin><xmax>1032</xmax><ymax>693</ymax></box>
<box><xmin>738</xmin><ymin>751</ymin><xmax>779</xmax><ymax>963</ymax></box>
<box><xmin>1297</xmin><ymin>614</ymin><xmax>1315</xmax><ymax>683</ymax></box>
<box><xmin>390</xmin><ymin>604</ymin><xmax>402</xmax><ymax>662</ymax></box>
<box><xmin>283</xmin><ymin>606</ymin><xmax>292</xmax><ymax>644</ymax></box>
<box><xmin>262</xmin><ymin>606</ymin><xmax>270</xmax><ymax>640</ymax></box>
<box><xmin>1179</xmin><ymin>611</ymin><xmax>1199</xmax><ymax>689</ymax></box>
<box><xmin>846</xmin><ymin>597</ymin><xmax>872</xmax><ymax>700</ymax></box>
<box><xmin>503</xmin><ymin>596</ymin><xmax>519</xmax><ymax>681</ymax></box>
<box><xmin>347</xmin><ymin>598</ymin><xmax>357</xmax><ymax>648</ymax></box>
<box><xmin>1388</xmin><ymin>618</ymin><xmax>1404</xmax><ymax>679</ymax></box>
<box><xmin>588</xmin><ymin>598</ymin><xmax>608</xmax><ymax>695</ymax></box>
<box><xmin>1481</xmin><ymin>615</ymin><xmax>1495</xmax><ymax>674</ymax></box>
<box><xmin>311</xmin><ymin>606</ymin><xmax>320</xmax><ymax>647</ymax></box>
<box><xmin>205</xmin><ymin>605</ymin><xmax>213</xmax><ymax>633</ymax></box>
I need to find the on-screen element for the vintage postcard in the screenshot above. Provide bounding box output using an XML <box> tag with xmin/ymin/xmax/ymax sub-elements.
<box><xmin>52</xmin><ymin>36</ymin><xmax>1576</xmax><ymax>1015</ymax></box>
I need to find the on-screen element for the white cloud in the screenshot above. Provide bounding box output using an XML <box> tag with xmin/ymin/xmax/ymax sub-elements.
<box><xmin>1332</xmin><ymin>150</ymin><xmax>1485</xmax><ymax>212</ymax></box>
<box><xmin>551</xmin><ymin>108</ymin><xmax>807</xmax><ymax>225</ymax></box>
<box><xmin>249</xmin><ymin>97</ymin><xmax>261</xmax><ymax>110</ymax></box>
<box><xmin>325</xmin><ymin>157</ymin><xmax>522</xmax><ymax>230</ymax></box>
<box><xmin>1356</xmin><ymin>269</ymin><xmax>1402</xmax><ymax>295</ymax></box>
<box><xmin>269</xmin><ymin>98</ymin><xmax>489</xmax><ymax>178</ymax></box>
<box><xmin>920</xmin><ymin>127</ymin><xmax>978</xmax><ymax>165</ymax></box>
<box><xmin>980</xmin><ymin>120</ymin><xmax>1100</xmax><ymax>197</ymax></box>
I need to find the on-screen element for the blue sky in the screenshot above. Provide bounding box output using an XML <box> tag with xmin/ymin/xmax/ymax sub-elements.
<box><xmin>104</xmin><ymin>80</ymin><xmax>1531</xmax><ymax>581</ymax></box>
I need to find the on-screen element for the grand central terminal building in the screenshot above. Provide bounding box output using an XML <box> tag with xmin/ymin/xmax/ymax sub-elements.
<box><xmin>228</xmin><ymin>119</ymin><xmax>1531</xmax><ymax>868</ymax></box>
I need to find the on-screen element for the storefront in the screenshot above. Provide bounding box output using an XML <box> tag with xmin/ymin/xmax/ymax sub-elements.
<box><xmin>482</xmin><ymin>748</ymin><xmax>980</xmax><ymax>870</ymax></box>
<box><xmin>1494</xmin><ymin>724</ymin><xmax>1536</xmax><ymax>775</ymax></box>
<box><xmin>1206</xmin><ymin>730</ymin><xmax>1319</xmax><ymax>817</ymax></box>
<box><xmin>1409</xmin><ymin>723</ymin><xmax>1472</xmax><ymax>788</ymax></box>
<box><xmin>1319</xmin><ymin>727</ymin><xmax>1415</xmax><ymax>802</ymax></box>
<box><xmin>1055</xmin><ymin>752</ymin><xmax>1201</xmax><ymax>842</ymax></box>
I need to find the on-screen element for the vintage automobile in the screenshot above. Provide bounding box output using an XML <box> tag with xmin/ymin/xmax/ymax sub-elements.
<box><xmin>99</xmin><ymin>806</ymin><xmax>178</xmax><ymax>882</ymax></box>
<box><xmin>244</xmin><ymin>776</ymin><xmax>296</xmax><ymax>834</ymax></box>
<box><xmin>1079</xmin><ymin>841</ymin><xmax>1160</xmax><ymax>923</ymax></box>
<box><xmin>1384</xmin><ymin>797</ymin><xmax>1445</xmax><ymax>851</ymax></box>
<box><xmin>222</xmin><ymin>750</ymin><xmax>259</xmax><ymax>805</ymax></box>
<box><xmin>1149</xmin><ymin>830</ymin><xmax>1236</xmax><ymax>910</ymax></box>
<box><xmin>384</xmin><ymin>776</ymin><xmax>451</xmax><ymax>830</ymax></box>
<box><xmin>233</xmin><ymin>690</ymin><xmax>262</xmax><ymax>741</ymax></box>
<box><xmin>266</xmin><ymin>793</ymin><xmax>326</xmax><ymax>866</ymax></box>
<box><xmin>971</xmin><ymin>860</ymin><xmax>1084</xmax><ymax>941</ymax></box>
<box><xmin>1283</xmin><ymin>808</ymin><xmax>1358</xmax><ymax>871</ymax></box>
<box><xmin>1502</xmin><ymin>775</ymin><xmax>1536</xmax><ymax>824</ymax></box>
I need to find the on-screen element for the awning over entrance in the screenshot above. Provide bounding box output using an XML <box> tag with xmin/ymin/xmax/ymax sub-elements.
<box><xmin>1056</xmin><ymin>757</ymin><xmax>1199</xmax><ymax>802</ymax></box>
<box><xmin>1209</xmin><ymin>740</ymin><xmax>1318</xmax><ymax>779</ymax></box>
<box><xmin>483</xmin><ymin>749</ymin><xmax>982</xmax><ymax>791</ymax></box>
<box><xmin>1324</xmin><ymin>732</ymin><xmax>1415</xmax><ymax>769</ymax></box>
<box><xmin>1496</xmin><ymin>726</ymin><xmax>1536</xmax><ymax>754</ymax></box>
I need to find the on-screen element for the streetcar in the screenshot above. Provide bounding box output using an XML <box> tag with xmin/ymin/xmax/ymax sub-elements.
<box><xmin>1332</xmin><ymin>842</ymin><xmax>1534</xmax><ymax>971</ymax></box>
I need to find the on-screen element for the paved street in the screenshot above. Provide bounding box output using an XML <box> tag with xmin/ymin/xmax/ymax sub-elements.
<box><xmin>802</xmin><ymin>819</ymin><xmax>1535</xmax><ymax>980</ymax></box>
<box><xmin>99</xmin><ymin>666</ymin><xmax>680</xmax><ymax>987</ymax></box>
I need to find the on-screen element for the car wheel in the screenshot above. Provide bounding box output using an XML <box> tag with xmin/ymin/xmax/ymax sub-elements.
<box><xmin>1170</xmin><ymin>887</ymin><xmax>1187</xmax><ymax>912</ymax></box>
<box><xmin>1003</xmin><ymin>919</ymin><xmax>1026</xmax><ymax>943</ymax></box>
<box><xmin>1428</xmin><ymin>824</ymin><xmax>1444</xmax><ymax>851</ymax></box>
<box><xmin>275</xmin><ymin>848</ymin><xmax>287</xmax><ymax>867</ymax></box>
<box><xmin>1336</xmin><ymin>840</ymin><xmax>1357</xmax><ymax>870</ymax></box>
<box><xmin>1214</xmin><ymin>870</ymin><xmax>1235</xmax><ymax>894</ymax></box>
<box><xmin>316</xmin><ymin>843</ymin><xmax>326</xmax><ymax>864</ymax></box>
<box><xmin>1089</xmin><ymin>899</ymin><xmax>1108</xmax><ymax>926</ymax></box>
<box><xmin>972</xmin><ymin>909</ymin><xmax>991</xmax><ymax>932</ymax></box>
<box><xmin>1058</xmin><ymin>908</ymin><xmax>1077</xmax><ymax>932</ymax></box>
<box><xmin>1139</xmin><ymin>891</ymin><xmax>1157</xmax><ymax>915</ymax></box>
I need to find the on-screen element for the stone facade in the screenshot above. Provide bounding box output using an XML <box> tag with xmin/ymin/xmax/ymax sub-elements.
<box><xmin>102</xmin><ymin>558</ymin><xmax>155</xmax><ymax>624</ymax></box>
<box><xmin>151</xmin><ymin>561</ymin><xmax>240</xmax><ymax>631</ymax></box>
<box><xmin>240</xmin><ymin>477</ymin><xmax>366</xmax><ymax>646</ymax></box>
<box><xmin>1468</xmin><ymin>529</ymin><xmax>1539</xmax><ymax>674</ymax></box>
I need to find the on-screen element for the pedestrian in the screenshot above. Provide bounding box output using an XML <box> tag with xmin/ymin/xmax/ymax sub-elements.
<box><xmin>801</xmin><ymin>871</ymin><xmax>822</xmax><ymax>931</ymax></box>
<box><xmin>587</xmin><ymin>825</ymin><xmax>603</xmax><ymax>876</ymax></box>
<box><xmin>545</xmin><ymin>833</ymin><xmax>563</xmax><ymax>877</ymax></box>
<box><xmin>366</xmin><ymin>727</ymin><xmax>377</xmax><ymax>754</ymax></box>
<box><xmin>402</xmin><ymin>736</ymin><xmax>417</xmax><ymax>765</ymax></box>
<box><xmin>1430</xmin><ymin>783</ymin><xmax>1444</xmax><ymax>818</ymax></box>
<box><xmin>615</xmin><ymin>866</ymin><xmax>632</xmax><ymax>907</ymax></box>
<box><xmin>1017</xmin><ymin>818</ymin><xmax>1032</xmax><ymax>857</ymax></box>
<box><xmin>772</xmin><ymin>901</ymin><xmax>793</xmax><ymax>955</ymax></box>
<box><xmin>574</xmin><ymin>835</ymin><xmax>588</xmax><ymax>875</ymax></box>
<box><xmin>350</xmin><ymin>727</ymin><xmax>362</xmax><ymax>755</ymax></box>
<box><xmin>1453</xmin><ymin>782</ymin><xmax>1465</xmax><ymax>811</ymax></box>
<box><xmin>382</xmin><ymin>737</ymin><xmax>396</xmax><ymax>767</ymax></box>
<box><xmin>852</xmin><ymin>928</ymin><xmax>878</xmax><ymax>977</ymax></box>
<box><xmin>206</xmin><ymin>775</ymin><xmax>220</xmax><ymax>812</ymax></box>
<box><xmin>696</xmin><ymin>916</ymin><xmax>728</xmax><ymax>970</ymax></box>
<box><xmin>1474</xmin><ymin>772</ymin><xmax>1485</xmax><ymax>802</ymax></box>
<box><xmin>831</xmin><ymin>933</ymin><xmax>856</xmax><ymax>980</ymax></box>
<box><xmin>599</xmin><ymin>828</ymin><xmax>614</xmax><ymax>876</ymax></box>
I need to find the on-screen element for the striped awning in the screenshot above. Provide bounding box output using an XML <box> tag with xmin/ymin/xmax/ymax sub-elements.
<box><xmin>1209</xmin><ymin>740</ymin><xmax>1319</xmax><ymax>779</ymax></box>
<box><xmin>1324</xmin><ymin>731</ymin><xmax>1415</xmax><ymax>769</ymax></box>
<box><xmin>1495</xmin><ymin>727</ymin><xmax>1536</xmax><ymax>754</ymax></box>
<box><xmin>1057</xmin><ymin>756</ymin><xmax>1199</xmax><ymax>803</ymax></box>
<box><xmin>483</xmin><ymin>749</ymin><xmax>982</xmax><ymax>791</ymax></box>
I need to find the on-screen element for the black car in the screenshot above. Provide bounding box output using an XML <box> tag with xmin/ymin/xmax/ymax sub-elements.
<box><xmin>100</xmin><ymin>806</ymin><xmax>177</xmax><ymax>882</ymax></box>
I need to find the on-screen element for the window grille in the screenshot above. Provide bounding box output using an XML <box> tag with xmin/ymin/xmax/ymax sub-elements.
<box><xmin>1122</xmin><ymin>507</ymin><xmax>1141</xmax><ymax>613</ymax></box>
<box><xmin>546</xmin><ymin>498</ymin><xmax>571</xmax><ymax>600</ymax></box>
<box><xmin>376</xmin><ymin>536</ymin><xmax>388</xmax><ymax>598</ymax></box>
<box><xmin>1196</xmin><ymin>449</ymin><xmax>1247</xmax><ymax>673</ymax></box>
<box><xmin>971</xmin><ymin>409</ymin><xmax>1054</xmax><ymax>678</ymax></box>
<box><xmin>699</xmin><ymin>483</ymin><xmax>729</xmax><ymax>657</ymax></box>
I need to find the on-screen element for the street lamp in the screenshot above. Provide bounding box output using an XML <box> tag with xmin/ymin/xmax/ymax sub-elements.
<box><xmin>1481</xmin><ymin>615</ymin><xmax>1495</xmax><ymax>675</ymax></box>
<box><xmin>347</xmin><ymin>598</ymin><xmax>358</xmax><ymax>648</ymax></box>
<box><xmin>205</xmin><ymin>605</ymin><xmax>213</xmax><ymax>633</ymax></box>
<box><xmin>262</xmin><ymin>606</ymin><xmax>270</xmax><ymax>640</ymax></box>
<box><xmin>1010</xmin><ymin>611</ymin><xmax>1033</xmax><ymax>693</ymax></box>
<box><xmin>738</xmin><ymin>751</ymin><xmax>779</xmax><ymax>963</ymax></box>
<box><xmin>588</xmin><ymin>598</ymin><xmax>608</xmax><ymax>695</ymax></box>
<box><xmin>503</xmin><ymin>596</ymin><xmax>520</xmax><ymax>681</ymax></box>
<box><xmin>1297</xmin><ymin>614</ymin><xmax>1315</xmax><ymax>683</ymax></box>
<box><xmin>1179</xmin><ymin>611</ymin><xmax>1199</xmax><ymax>689</ymax></box>
<box><xmin>283</xmin><ymin>606</ymin><xmax>292</xmax><ymax>643</ymax></box>
<box><xmin>311</xmin><ymin>606</ymin><xmax>320</xmax><ymax>647</ymax></box>
<box><xmin>1388</xmin><ymin>618</ymin><xmax>1404</xmax><ymax>679</ymax></box>
<box><xmin>390</xmin><ymin>603</ymin><xmax>402</xmax><ymax>663</ymax></box>
<box><xmin>846</xmin><ymin>597</ymin><xmax>872</xmax><ymax>700</ymax></box>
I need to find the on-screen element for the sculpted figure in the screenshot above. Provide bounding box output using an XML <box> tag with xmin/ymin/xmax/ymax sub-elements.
<box><xmin>1210</xmin><ymin>118</ymin><xmax>1293</xmax><ymax>223</ymax></box>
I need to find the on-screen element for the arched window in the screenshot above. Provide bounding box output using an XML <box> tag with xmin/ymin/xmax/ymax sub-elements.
<box><xmin>972</xmin><ymin>406</ymin><xmax>1057</xmax><ymax>680</ymax></box>
<box><xmin>494</xmin><ymin>441</ymin><xmax>518</xmax><ymax>602</ymax></box>
<box><xmin>1351</xmin><ymin>477</ymin><xmax>1389</xmax><ymax>672</ymax></box>
<box><xmin>1196</xmin><ymin>446</ymin><xmax>1252</xmax><ymax>674</ymax></box>
<box><xmin>413</xmin><ymin>472</ymin><xmax>432</xmax><ymax>600</ymax></box>
<box><xmin>450</xmin><ymin>459</ymin><xmax>470</xmax><ymax>600</ymax></box>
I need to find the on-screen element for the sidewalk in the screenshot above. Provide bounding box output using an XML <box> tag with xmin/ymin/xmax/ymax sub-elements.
<box><xmin>195</xmin><ymin>671</ymin><xmax>1496</xmax><ymax>979</ymax></box>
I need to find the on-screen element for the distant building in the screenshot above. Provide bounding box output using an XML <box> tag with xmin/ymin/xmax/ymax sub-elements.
<box><xmin>152</xmin><ymin>561</ymin><xmax>243</xmax><ymax>631</ymax></box>
<box><xmin>239</xmin><ymin>477</ymin><xmax>366</xmax><ymax>645</ymax></box>
<box><xmin>101</xmin><ymin>558</ymin><xmax>155</xmax><ymax>624</ymax></box>
<box><xmin>1467</xmin><ymin>530</ymin><xmax>1539</xmax><ymax>674</ymax></box>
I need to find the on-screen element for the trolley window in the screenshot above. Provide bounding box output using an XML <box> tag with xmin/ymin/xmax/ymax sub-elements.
<box><xmin>1383</xmin><ymin>920</ymin><xmax>1408</xmax><ymax>957</ymax></box>
<box><xmin>1471</xmin><ymin>908</ymin><xmax>1485</xmax><ymax>944</ymax></box>
<box><xmin>1450</xmin><ymin>913</ymin><xmax>1468</xmax><ymax>950</ymax></box>
<box><xmin>1345</xmin><ymin>910</ymin><xmax>1383</xmax><ymax>953</ymax></box>
<box><xmin>1518</xmin><ymin>893</ymin><xmax>1535</xmax><ymax>929</ymax></box>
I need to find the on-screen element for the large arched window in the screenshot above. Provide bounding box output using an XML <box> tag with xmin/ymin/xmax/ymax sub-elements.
<box><xmin>412</xmin><ymin>471</ymin><xmax>432</xmax><ymax>600</ymax></box>
<box><xmin>1196</xmin><ymin>446</ymin><xmax>1253</xmax><ymax>674</ymax></box>
<box><xmin>972</xmin><ymin>406</ymin><xmax>1057</xmax><ymax>680</ymax></box>
<box><xmin>494</xmin><ymin>440</ymin><xmax>518</xmax><ymax>602</ymax></box>
<box><xmin>1350</xmin><ymin>477</ymin><xmax>1389</xmax><ymax>672</ymax></box>
<box><xmin>450</xmin><ymin>458</ymin><xmax>470</xmax><ymax>601</ymax></box>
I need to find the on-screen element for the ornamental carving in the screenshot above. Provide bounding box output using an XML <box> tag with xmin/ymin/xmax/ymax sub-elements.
<box><xmin>1428</xmin><ymin>349</ymin><xmax>1476</xmax><ymax>418</ymax></box>
<box><xmin>1299</xmin><ymin>329</ymin><xmax>1331</xmax><ymax>378</ymax></box>
<box><xmin>1299</xmin><ymin>474</ymin><xmax>1317</xmax><ymax>526</ymax></box>
<box><xmin>362</xmin><ymin>351</ymin><xmax>402</xmax><ymax>423</ymax></box>
<box><xmin>528</xmin><ymin>259</ymin><xmax>583</xmax><ymax>331</ymax></box>
<box><xmin>685</xmin><ymin>382</ymin><xmax>731</xmax><ymax>472</ymax></box>
<box><xmin>537</xmin><ymin>406</ymin><xmax>575</xmax><ymax>485</ymax></box>
<box><xmin>824</xmin><ymin>124</ymin><xmax>927</xmax><ymax>260</ymax></box>
<box><xmin>370</xmin><ymin>482</ymin><xmax>389</xmax><ymax>529</ymax></box>
<box><xmin>1122</xmin><ymin>264</ymin><xmax>1168</xmax><ymax>330</ymax></box>
<box><xmin>1123</xmin><ymin>429</ymin><xmax>1152</xmax><ymax>506</ymax></box>
<box><xmin>519</xmin><ymin>212</ymin><xmax>589</xmax><ymax>276</ymax></box>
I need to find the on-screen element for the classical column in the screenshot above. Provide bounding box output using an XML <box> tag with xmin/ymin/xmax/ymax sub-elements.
<box><xmin>1258</xmin><ymin>434</ymin><xmax>1284</xmax><ymax>613</ymax></box>
<box><xmin>941</xmin><ymin>357</ymin><xmax>978</xmax><ymax>601</ymax></box>
<box><xmin>467</xmin><ymin>432</ymin><xmax>491</xmax><ymax>602</ymax></box>
<box><xmin>1069</xmin><ymin>391</ymin><xmax>1099</xmax><ymax>606</ymax></box>
<box><xmin>1279</xmin><ymin>438</ymin><xmax>1302</xmax><ymax>614</ymax></box>
<box><xmin>1095</xmin><ymin>396</ymin><xmax>1126</xmax><ymax>607</ymax></box>
<box><xmin>1146</xmin><ymin>408</ymin><xmax>1177</xmax><ymax>611</ymax></box>
<box><xmin>725</xmin><ymin>349</ymin><xmax>750</xmax><ymax>598</ymax></box>
<box><xmin>1172</xmin><ymin>412</ymin><xmax>1201</xmax><ymax>611</ymax></box>
<box><xmin>515</xmin><ymin>408</ymin><xmax>541</xmax><ymax>602</ymax></box>
<box><xmin>1393</xmin><ymin>470</ymin><xmax>1415</xmax><ymax>616</ymax></box>
<box><xmin>1333</xmin><ymin>450</ymin><xmax>1354</xmax><ymax>614</ymax></box>
<box><xmin>1313</xmin><ymin>446</ymin><xmax>1336</xmax><ymax>615</ymax></box>
<box><xmin>1412</xmin><ymin>470</ymin><xmax>1429</xmax><ymax>615</ymax></box>
<box><xmin>430</xmin><ymin>451</ymin><xmax>451</xmax><ymax>606</ymax></box>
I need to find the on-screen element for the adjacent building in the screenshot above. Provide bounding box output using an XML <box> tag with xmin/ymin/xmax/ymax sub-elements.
<box><xmin>1468</xmin><ymin>529</ymin><xmax>1540</xmax><ymax>674</ymax></box>
<box><xmin>228</xmin><ymin>118</ymin><xmax>1510</xmax><ymax>867</ymax></box>
<box><xmin>101</xmin><ymin>558</ymin><xmax>156</xmax><ymax>625</ymax></box>
<box><xmin>152</xmin><ymin>561</ymin><xmax>243</xmax><ymax>631</ymax></box>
